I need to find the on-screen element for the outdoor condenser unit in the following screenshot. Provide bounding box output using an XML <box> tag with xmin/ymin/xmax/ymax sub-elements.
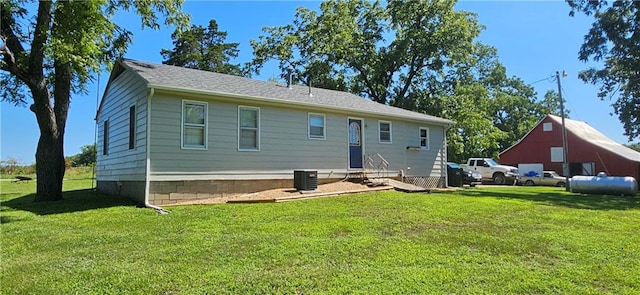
<box><xmin>294</xmin><ymin>170</ymin><xmax>318</xmax><ymax>191</ymax></box>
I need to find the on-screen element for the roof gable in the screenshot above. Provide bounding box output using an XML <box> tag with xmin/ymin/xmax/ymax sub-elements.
<box><xmin>96</xmin><ymin>61</ymin><xmax>140</xmax><ymax>118</ymax></box>
<box><xmin>499</xmin><ymin>116</ymin><xmax>547</xmax><ymax>156</ymax></box>
<box><xmin>118</xmin><ymin>58</ymin><xmax>453</xmax><ymax>125</ymax></box>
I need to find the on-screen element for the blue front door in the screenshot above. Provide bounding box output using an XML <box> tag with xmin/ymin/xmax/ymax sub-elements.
<box><xmin>348</xmin><ymin>119</ymin><xmax>363</xmax><ymax>169</ymax></box>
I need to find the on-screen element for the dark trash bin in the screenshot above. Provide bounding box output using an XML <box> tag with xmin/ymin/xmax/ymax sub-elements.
<box><xmin>446</xmin><ymin>162</ymin><xmax>464</xmax><ymax>187</ymax></box>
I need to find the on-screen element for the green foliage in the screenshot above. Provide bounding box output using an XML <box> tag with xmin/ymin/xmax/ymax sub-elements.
<box><xmin>2</xmin><ymin>180</ymin><xmax>639</xmax><ymax>293</ymax></box>
<box><xmin>424</xmin><ymin>43</ymin><xmax>554</xmax><ymax>162</ymax></box>
<box><xmin>1</xmin><ymin>0</ymin><xmax>189</xmax><ymax>200</ymax></box>
<box><xmin>1</xmin><ymin>0</ymin><xmax>189</xmax><ymax>100</ymax></box>
<box><xmin>0</xmin><ymin>157</ymin><xmax>35</xmax><ymax>176</ymax></box>
<box><xmin>65</xmin><ymin>143</ymin><xmax>97</xmax><ymax>167</ymax></box>
<box><xmin>249</xmin><ymin>0</ymin><xmax>481</xmax><ymax>105</ymax></box>
<box><xmin>625</xmin><ymin>143</ymin><xmax>640</xmax><ymax>152</ymax></box>
<box><xmin>249</xmin><ymin>1</ymin><xmax>559</xmax><ymax>162</ymax></box>
<box><xmin>161</xmin><ymin>19</ymin><xmax>243</xmax><ymax>76</ymax></box>
<box><xmin>568</xmin><ymin>0</ymin><xmax>640</xmax><ymax>141</ymax></box>
<box><xmin>540</xmin><ymin>90</ymin><xmax>570</xmax><ymax>118</ymax></box>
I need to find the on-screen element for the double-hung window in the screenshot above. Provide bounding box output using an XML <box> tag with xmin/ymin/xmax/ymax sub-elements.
<box><xmin>182</xmin><ymin>100</ymin><xmax>207</xmax><ymax>149</ymax></box>
<box><xmin>419</xmin><ymin>127</ymin><xmax>429</xmax><ymax>150</ymax></box>
<box><xmin>239</xmin><ymin>106</ymin><xmax>260</xmax><ymax>151</ymax></box>
<box><xmin>309</xmin><ymin>113</ymin><xmax>325</xmax><ymax>139</ymax></box>
<box><xmin>379</xmin><ymin>121</ymin><xmax>392</xmax><ymax>143</ymax></box>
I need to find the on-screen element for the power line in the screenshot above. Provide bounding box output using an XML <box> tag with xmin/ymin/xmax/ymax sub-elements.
<box><xmin>529</xmin><ymin>74</ymin><xmax>555</xmax><ymax>85</ymax></box>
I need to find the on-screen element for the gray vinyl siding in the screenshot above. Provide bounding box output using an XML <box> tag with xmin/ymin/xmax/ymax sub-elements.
<box><xmin>361</xmin><ymin>119</ymin><xmax>445</xmax><ymax>178</ymax></box>
<box><xmin>148</xmin><ymin>93</ymin><xmax>446</xmax><ymax>179</ymax></box>
<box><xmin>149</xmin><ymin>94</ymin><xmax>346</xmax><ymax>173</ymax></box>
<box><xmin>96</xmin><ymin>70</ymin><xmax>148</xmax><ymax>181</ymax></box>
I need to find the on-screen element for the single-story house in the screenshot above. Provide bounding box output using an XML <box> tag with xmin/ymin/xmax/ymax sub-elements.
<box><xmin>499</xmin><ymin>114</ymin><xmax>640</xmax><ymax>179</ymax></box>
<box><xmin>96</xmin><ymin>59</ymin><xmax>454</xmax><ymax>206</ymax></box>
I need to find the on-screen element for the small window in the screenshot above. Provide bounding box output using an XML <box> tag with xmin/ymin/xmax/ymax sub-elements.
<box><xmin>349</xmin><ymin>121</ymin><xmax>361</xmax><ymax>146</ymax></box>
<box><xmin>239</xmin><ymin>106</ymin><xmax>260</xmax><ymax>151</ymax></box>
<box><xmin>103</xmin><ymin>120</ymin><xmax>109</xmax><ymax>155</ymax></box>
<box><xmin>419</xmin><ymin>127</ymin><xmax>429</xmax><ymax>150</ymax></box>
<box><xmin>309</xmin><ymin>113</ymin><xmax>325</xmax><ymax>139</ymax></box>
<box><xmin>550</xmin><ymin>147</ymin><xmax>564</xmax><ymax>162</ymax></box>
<box><xmin>379</xmin><ymin>121</ymin><xmax>392</xmax><ymax>143</ymax></box>
<box><xmin>129</xmin><ymin>105</ymin><xmax>136</xmax><ymax>150</ymax></box>
<box><xmin>543</xmin><ymin>122</ymin><xmax>553</xmax><ymax>132</ymax></box>
<box><xmin>182</xmin><ymin>100</ymin><xmax>207</xmax><ymax>149</ymax></box>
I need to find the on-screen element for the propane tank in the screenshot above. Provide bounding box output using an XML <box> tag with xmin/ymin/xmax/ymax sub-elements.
<box><xmin>570</xmin><ymin>173</ymin><xmax>638</xmax><ymax>196</ymax></box>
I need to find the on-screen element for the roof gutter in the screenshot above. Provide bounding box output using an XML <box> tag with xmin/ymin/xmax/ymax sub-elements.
<box><xmin>144</xmin><ymin>87</ymin><xmax>170</xmax><ymax>214</ymax></box>
<box><xmin>148</xmin><ymin>84</ymin><xmax>454</xmax><ymax>127</ymax></box>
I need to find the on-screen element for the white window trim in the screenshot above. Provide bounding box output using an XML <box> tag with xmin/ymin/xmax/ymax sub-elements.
<box><xmin>181</xmin><ymin>100</ymin><xmax>208</xmax><ymax>150</ymax></box>
<box><xmin>238</xmin><ymin>106</ymin><xmax>260</xmax><ymax>151</ymax></box>
<box><xmin>378</xmin><ymin>120</ymin><xmax>392</xmax><ymax>144</ymax></box>
<box><xmin>308</xmin><ymin>113</ymin><xmax>326</xmax><ymax>140</ymax></box>
<box><xmin>419</xmin><ymin>127</ymin><xmax>430</xmax><ymax>150</ymax></box>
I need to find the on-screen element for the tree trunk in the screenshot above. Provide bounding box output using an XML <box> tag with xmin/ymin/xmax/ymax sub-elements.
<box><xmin>34</xmin><ymin>133</ymin><xmax>65</xmax><ymax>202</ymax></box>
<box><xmin>30</xmin><ymin>86</ymin><xmax>66</xmax><ymax>202</ymax></box>
<box><xmin>31</xmin><ymin>61</ymin><xmax>71</xmax><ymax>202</ymax></box>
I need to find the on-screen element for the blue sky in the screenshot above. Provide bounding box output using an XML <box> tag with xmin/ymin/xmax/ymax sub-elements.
<box><xmin>0</xmin><ymin>1</ymin><xmax>631</xmax><ymax>165</ymax></box>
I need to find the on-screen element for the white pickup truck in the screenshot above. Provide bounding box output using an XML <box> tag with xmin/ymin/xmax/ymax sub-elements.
<box><xmin>460</xmin><ymin>158</ymin><xmax>519</xmax><ymax>185</ymax></box>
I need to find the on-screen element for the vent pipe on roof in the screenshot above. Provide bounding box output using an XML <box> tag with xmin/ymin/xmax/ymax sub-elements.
<box><xmin>287</xmin><ymin>68</ymin><xmax>293</xmax><ymax>89</ymax></box>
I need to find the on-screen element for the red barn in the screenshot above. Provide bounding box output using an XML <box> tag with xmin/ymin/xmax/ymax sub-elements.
<box><xmin>499</xmin><ymin>114</ymin><xmax>640</xmax><ymax>180</ymax></box>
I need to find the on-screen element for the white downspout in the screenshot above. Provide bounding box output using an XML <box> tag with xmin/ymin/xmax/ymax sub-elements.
<box><xmin>144</xmin><ymin>87</ymin><xmax>170</xmax><ymax>214</ymax></box>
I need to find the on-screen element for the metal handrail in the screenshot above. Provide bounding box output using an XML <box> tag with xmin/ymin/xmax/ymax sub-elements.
<box><xmin>364</xmin><ymin>153</ymin><xmax>389</xmax><ymax>180</ymax></box>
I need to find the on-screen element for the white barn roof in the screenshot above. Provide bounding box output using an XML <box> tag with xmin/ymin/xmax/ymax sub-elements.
<box><xmin>547</xmin><ymin>114</ymin><xmax>640</xmax><ymax>162</ymax></box>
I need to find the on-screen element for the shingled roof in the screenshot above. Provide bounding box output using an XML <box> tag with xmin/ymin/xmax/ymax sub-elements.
<box><xmin>115</xmin><ymin>58</ymin><xmax>453</xmax><ymax>126</ymax></box>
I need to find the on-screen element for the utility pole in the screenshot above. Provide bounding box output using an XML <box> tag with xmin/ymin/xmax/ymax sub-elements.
<box><xmin>556</xmin><ymin>71</ymin><xmax>570</xmax><ymax>191</ymax></box>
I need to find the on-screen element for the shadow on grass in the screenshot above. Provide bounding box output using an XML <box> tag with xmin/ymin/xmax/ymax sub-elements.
<box><xmin>2</xmin><ymin>189</ymin><xmax>137</xmax><ymax>216</ymax></box>
<box><xmin>457</xmin><ymin>189</ymin><xmax>639</xmax><ymax>210</ymax></box>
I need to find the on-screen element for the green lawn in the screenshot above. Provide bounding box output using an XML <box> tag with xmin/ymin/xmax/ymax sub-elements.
<box><xmin>1</xmin><ymin>176</ymin><xmax>639</xmax><ymax>294</ymax></box>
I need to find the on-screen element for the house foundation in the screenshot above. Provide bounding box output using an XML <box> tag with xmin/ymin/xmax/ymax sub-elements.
<box><xmin>98</xmin><ymin>176</ymin><xmax>444</xmax><ymax>206</ymax></box>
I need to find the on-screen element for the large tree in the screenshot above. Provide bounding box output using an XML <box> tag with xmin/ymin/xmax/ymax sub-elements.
<box><xmin>250</xmin><ymin>0</ymin><xmax>560</xmax><ymax>162</ymax></box>
<box><xmin>540</xmin><ymin>90</ymin><xmax>570</xmax><ymax>118</ymax></box>
<box><xmin>568</xmin><ymin>0</ymin><xmax>640</xmax><ymax>140</ymax></box>
<box><xmin>249</xmin><ymin>0</ymin><xmax>482</xmax><ymax>107</ymax></box>
<box><xmin>161</xmin><ymin>19</ymin><xmax>242</xmax><ymax>76</ymax></box>
<box><xmin>422</xmin><ymin>43</ymin><xmax>555</xmax><ymax>162</ymax></box>
<box><xmin>0</xmin><ymin>1</ymin><xmax>188</xmax><ymax>201</ymax></box>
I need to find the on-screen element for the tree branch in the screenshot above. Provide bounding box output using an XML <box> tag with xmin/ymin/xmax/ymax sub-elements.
<box><xmin>0</xmin><ymin>6</ymin><xmax>29</xmax><ymax>82</ymax></box>
<box><xmin>353</xmin><ymin>63</ymin><xmax>383</xmax><ymax>103</ymax></box>
<box><xmin>28</xmin><ymin>1</ymin><xmax>52</xmax><ymax>80</ymax></box>
<box><xmin>396</xmin><ymin>54</ymin><xmax>423</xmax><ymax>101</ymax></box>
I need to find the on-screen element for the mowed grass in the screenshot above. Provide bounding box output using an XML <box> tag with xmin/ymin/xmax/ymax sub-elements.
<box><xmin>1</xmin><ymin>173</ymin><xmax>639</xmax><ymax>294</ymax></box>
